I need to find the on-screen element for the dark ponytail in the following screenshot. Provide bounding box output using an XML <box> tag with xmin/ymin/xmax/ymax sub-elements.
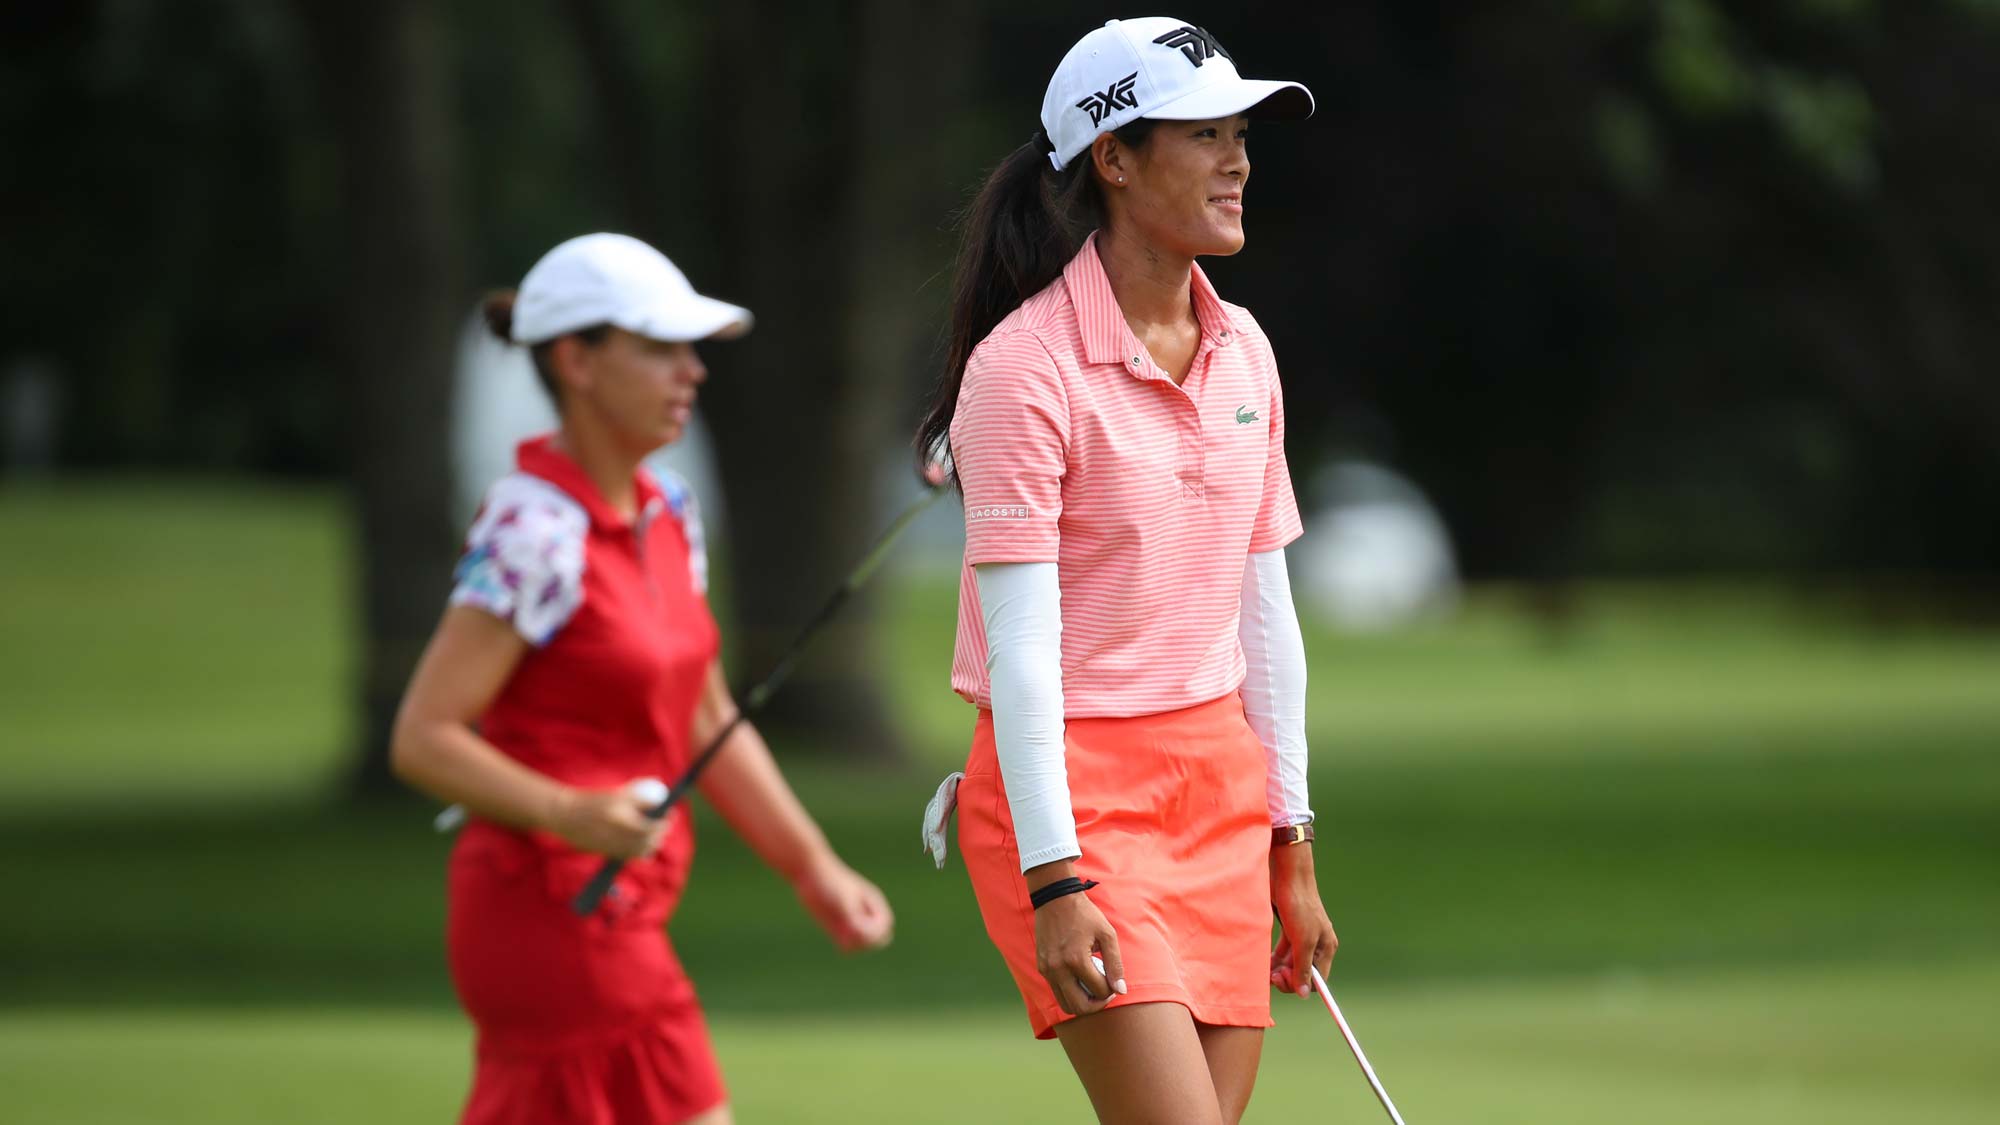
<box><xmin>481</xmin><ymin>290</ymin><xmax>517</xmax><ymax>342</ymax></box>
<box><xmin>477</xmin><ymin>287</ymin><xmax>607</xmax><ymax>408</ymax></box>
<box><xmin>914</xmin><ymin>121</ymin><xmax>1157</xmax><ymax>481</ymax></box>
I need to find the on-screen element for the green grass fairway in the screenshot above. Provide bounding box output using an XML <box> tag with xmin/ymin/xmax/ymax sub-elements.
<box><xmin>5</xmin><ymin>960</ymin><xmax>1996</xmax><ymax>1123</ymax></box>
<box><xmin>0</xmin><ymin>480</ymin><xmax>352</xmax><ymax>807</ymax></box>
<box><xmin>8</xmin><ymin>481</ymin><xmax>2000</xmax><ymax>805</ymax></box>
<box><xmin>2</xmin><ymin>481</ymin><xmax>1996</xmax><ymax>1122</ymax></box>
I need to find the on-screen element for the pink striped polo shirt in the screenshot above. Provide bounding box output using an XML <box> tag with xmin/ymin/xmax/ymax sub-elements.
<box><xmin>949</xmin><ymin>233</ymin><xmax>1304</xmax><ymax>716</ymax></box>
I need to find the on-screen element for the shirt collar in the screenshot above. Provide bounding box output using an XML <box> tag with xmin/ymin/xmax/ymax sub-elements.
<box><xmin>515</xmin><ymin>433</ymin><xmax>665</xmax><ymax>531</ymax></box>
<box><xmin>1062</xmin><ymin>231</ymin><xmax>1245</xmax><ymax>370</ymax></box>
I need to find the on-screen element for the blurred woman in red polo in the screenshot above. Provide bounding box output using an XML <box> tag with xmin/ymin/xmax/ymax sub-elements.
<box><xmin>393</xmin><ymin>233</ymin><xmax>892</xmax><ymax>1125</ymax></box>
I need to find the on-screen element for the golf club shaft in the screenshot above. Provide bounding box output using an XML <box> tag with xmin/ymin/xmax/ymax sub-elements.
<box><xmin>569</xmin><ymin>711</ymin><xmax>745</xmax><ymax>914</ymax></box>
<box><xmin>1311</xmin><ymin>966</ymin><xmax>1408</xmax><ymax>1125</ymax></box>
<box><xmin>572</xmin><ymin>484</ymin><xmax>946</xmax><ymax>916</ymax></box>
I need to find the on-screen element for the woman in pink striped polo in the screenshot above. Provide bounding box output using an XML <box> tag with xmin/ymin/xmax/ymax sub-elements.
<box><xmin>914</xmin><ymin>17</ymin><xmax>1336</xmax><ymax>1124</ymax></box>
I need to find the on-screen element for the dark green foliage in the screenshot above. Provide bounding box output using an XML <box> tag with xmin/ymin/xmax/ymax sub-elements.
<box><xmin>10</xmin><ymin>3</ymin><xmax>1998</xmax><ymax>576</ymax></box>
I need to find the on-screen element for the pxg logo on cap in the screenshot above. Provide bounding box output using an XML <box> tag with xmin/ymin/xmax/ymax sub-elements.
<box><xmin>1040</xmin><ymin>16</ymin><xmax>1314</xmax><ymax>172</ymax></box>
<box><xmin>1153</xmin><ymin>24</ymin><xmax>1231</xmax><ymax>67</ymax></box>
<box><xmin>1075</xmin><ymin>74</ymin><xmax>1139</xmax><ymax>127</ymax></box>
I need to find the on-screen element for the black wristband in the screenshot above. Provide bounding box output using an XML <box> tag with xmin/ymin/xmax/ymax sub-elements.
<box><xmin>1029</xmin><ymin>876</ymin><xmax>1099</xmax><ymax>910</ymax></box>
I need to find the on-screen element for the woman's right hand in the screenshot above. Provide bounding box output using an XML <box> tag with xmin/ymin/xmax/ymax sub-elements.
<box><xmin>1031</xmin><ymin>870</ymin><xmax>1126</xmax><ymax>1015</ymax></box>
<box><xmin>545</xmin><ymin>786</ymin><xmax>666</xmax><ymax>860</ymax></box>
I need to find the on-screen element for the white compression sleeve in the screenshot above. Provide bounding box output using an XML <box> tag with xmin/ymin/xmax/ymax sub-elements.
<box><xmin>1239</xmin><ymin>549</ymin><xmax>1313</xmax><ymax>826</ymax></box>
<box><xmin>974</xmin><ymin>561</ymin><xmax>1079</xmax><ymax>871</ymax></box>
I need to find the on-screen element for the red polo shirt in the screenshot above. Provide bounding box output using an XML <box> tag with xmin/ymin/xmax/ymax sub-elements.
<box><xmin>450</xmin><ymin>433</ymin><xmax>719</xmax><ymax>796</ymax></box>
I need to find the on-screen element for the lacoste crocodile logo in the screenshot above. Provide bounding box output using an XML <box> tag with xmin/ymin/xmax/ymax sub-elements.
<box><xmin>1235</xmin><ymin>405</ymin><xmax>1260</xmax><ymax>424</ymax></box>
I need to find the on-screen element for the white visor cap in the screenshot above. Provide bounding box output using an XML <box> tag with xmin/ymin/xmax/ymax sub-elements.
<box><xmin>509</xmin><ymin>233</ymin><xmax>753</xmax><ymax>346</ymax></box>
<box><xmin>1041</xmin><ymin>17</ymin><xmax>1313</xmax><ymax>172</ymax></box>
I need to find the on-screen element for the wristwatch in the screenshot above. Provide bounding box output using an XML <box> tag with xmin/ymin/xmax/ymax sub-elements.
<box><xmin>1272</xmin><ymin>823</ymin><xmax>1314</xmax><ymax>847</ymax></box>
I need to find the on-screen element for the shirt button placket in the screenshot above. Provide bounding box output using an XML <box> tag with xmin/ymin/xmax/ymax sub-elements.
<box><xmin>1179</xmin><ymin>400</ymin><xmax>1204</xmax><ymax>501</ymax></box>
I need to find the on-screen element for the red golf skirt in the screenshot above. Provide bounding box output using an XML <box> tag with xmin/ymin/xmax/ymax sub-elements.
<box><xmin>958</xmin><ymin>692</ymin><xmax>1275</xmax><ymax>1039</ymax></box>
<box><xmin>446</xmin><ymin>816</ymin><xmax>725</xmax><ymax>1125</ymax></box>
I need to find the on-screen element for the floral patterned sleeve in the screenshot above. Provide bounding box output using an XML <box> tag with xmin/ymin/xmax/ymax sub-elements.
<box><xmin>448</xmin><ymin>475</ymin><xmax>589</xmax><ymax>646</ymax></box>
<box><xmin>655</xmin><ymin>469</ymin><xmax>709</xmax><ymax>595</ymax></box>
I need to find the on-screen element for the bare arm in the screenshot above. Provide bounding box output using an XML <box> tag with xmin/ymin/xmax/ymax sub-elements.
<box><xmin>691</xmin><ymin>659</ymin><xmax>893</xmax><ymax>950</ymax></box>
<box><xmin>391</xmin><ymin>606</ymin><xmax>557</xmax><ymax>825</ymax></box>
<box><xmin>690</xmin><ymin>659</ymin><xmax>835</xmax><ymax>879</ymax></box>
<box><xmin>390</xmin><ymin>606</ymin><xmax>662</xmax><ymax>859</ymax></box>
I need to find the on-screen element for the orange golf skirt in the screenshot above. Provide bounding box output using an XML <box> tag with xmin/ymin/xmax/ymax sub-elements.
<box><xmin>958</xmin><ymin>692</ymin><xmax>1274</xmax><ymax>1039</ymax></box>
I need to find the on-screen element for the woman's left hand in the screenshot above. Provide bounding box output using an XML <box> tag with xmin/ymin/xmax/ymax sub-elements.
<box><xmin>1269</xmin><ymin>842</ymin><xmax>1338</xmax><ymax>997</ymax></box>
<box><xmin>793</xmin><ymin>854</ymin><xmax>895</xmax><ymax>952</ymax></box>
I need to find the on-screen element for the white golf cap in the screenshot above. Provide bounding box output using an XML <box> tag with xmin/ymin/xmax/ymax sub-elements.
<box><xmin>509</xmin><ymin>232</ymin><xmax>753</xmax><ymax>346</ymax></box>
<box><xmin>1041</xmin><ymin>17</ymin><xmax>1313</xmax><ymax>172</ymax></box>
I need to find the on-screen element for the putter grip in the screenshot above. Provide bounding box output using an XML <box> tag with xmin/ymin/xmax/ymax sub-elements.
<box><xmin>572</xmin><ymin>859</ymin><xmax>624</xmax><ymax>915</ymax></box>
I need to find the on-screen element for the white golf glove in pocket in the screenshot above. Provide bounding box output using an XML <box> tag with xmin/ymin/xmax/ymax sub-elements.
<box><xmin>920</xmin><ymin>771</ymin><xmax>965</xmax><ymax>870</ymax></box>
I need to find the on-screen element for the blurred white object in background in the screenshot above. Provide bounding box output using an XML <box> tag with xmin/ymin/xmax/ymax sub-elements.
<box><xmin>3</xmin><ymin>355</ymin><xmax>62</xmax><ymax>474</ymax></box>
<box><xmin>450</xmin><ymin>312</ymin><xmax>726</xmax><ymax>533</ymax></box>
<box><xmin>1292</xmin><ymin>460</ymin><xmax>1459</xmax><ymax>632</ymax></box>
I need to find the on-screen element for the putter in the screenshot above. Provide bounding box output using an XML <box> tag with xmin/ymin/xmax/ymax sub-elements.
<box><xmin>571</xmin><ymin>477</ymin><xmax>948</xmax><ymax>915</ymax></box>
<box><xmin>1310</xmin><ymin>965</ymin><xmax>1408</xmax><ymax>1125</ymax></box>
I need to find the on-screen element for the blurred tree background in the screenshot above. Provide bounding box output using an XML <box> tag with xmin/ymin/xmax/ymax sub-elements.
<box><xmin>5</xmin><ymin>0</ymin><xmax>1997</xmax><ymax>787</ymax></box>
<box><xmin>5</xmin><ymin>5</ymin><xmax>2000</xmax><ymax>1122</ymax></box>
